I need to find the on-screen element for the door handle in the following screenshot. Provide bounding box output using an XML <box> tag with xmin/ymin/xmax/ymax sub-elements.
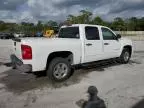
<box><xmin>104</xmin><ymin>43</ymin><xmax>109</xmax><ymax>45</ymax></box>
<box><xmin>86</xmin><ymin>43</ymin><xmax>92</xmax><ymax>46</ymax></box>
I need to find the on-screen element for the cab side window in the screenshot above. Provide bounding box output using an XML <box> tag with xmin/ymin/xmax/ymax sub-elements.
<box><xmin>102</xmin><ymin>28</ymin><xmax>116</xmax><ymax>40</ymax></box>
<box><xmin>85</xmin><ymin>27</ymin><xmax>100</xmax><ymax>40</ymax></box>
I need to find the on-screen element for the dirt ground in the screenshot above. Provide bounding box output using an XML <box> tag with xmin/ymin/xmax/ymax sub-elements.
<box><xmin>0</xmin><ymin>40</ymin><xmax>144</xmax><ymax>108</ymax></box>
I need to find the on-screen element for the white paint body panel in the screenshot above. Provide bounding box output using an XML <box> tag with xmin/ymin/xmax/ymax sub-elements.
<box><xmin>20</xmin><ymin>38</ymin><xmax>82</xmax><ymax>71</ymax></box>
<box><xmin>12</xmin><ymin>24</ymin><xmax>133</xmax><ymax>72</ymax></box>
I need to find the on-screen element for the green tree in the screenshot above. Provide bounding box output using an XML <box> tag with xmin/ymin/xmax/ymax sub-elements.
<box><xmin>47</xmin><ymin>20</ymin><xmax>58</xmax><ymax>27</ymax></box>
<box><xmin>91</xmin><ymin>16</ymin><xmax>104</xmax><ymax>25</ymax></box>
<box><xmin>67</xmin><ymin>10</ymin><xmax>92</xmax><ymax>24</ymax></box>
<box><xmin>0</xmin><ymin>21</ymin><xmax>7</xmax><ymax>31</ymax></box>
<box><xmin>111</xmin><ymin>17</ymin><xmax>126</xmax><ymax>31</ymax></box>
<box><xmin>127</xmin><ymin>17</ymin><xmax>138</xmax><ymax>31</ymax></box>
<box><xmin>67</xmin><ymin>15</ymin><xmax>78</xmax><ymax>24</ymax></box>
<box><xmin>138</xmin><ymin>17</ymin><xmax>144</xmax><ymax>31</ymax></box>
<box><xmin>79</xmin><ymin>10</ymin><xmax>92</xmax><ymax>24</ymax></box>
<box><xmin>37</xmin><ymin>20</ymin><xmax>43</xmax><ymax>31</ymax></box>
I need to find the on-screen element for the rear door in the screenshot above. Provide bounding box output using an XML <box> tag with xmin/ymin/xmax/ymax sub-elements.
<box><xmin>84</xmin><ymin>26</ymin><xmax>103</xmax><ymax>63</ymax></box>
<box><xmin>101</xmin><ymin>27</ymin><xmax>121</xmax><ymax>58</ymax></box>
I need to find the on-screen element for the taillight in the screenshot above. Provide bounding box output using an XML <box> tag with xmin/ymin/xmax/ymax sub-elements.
<box><xmin>21</xmin><ymin>44</ymin><xmax>32</xmax><ymax>60</ymax></box>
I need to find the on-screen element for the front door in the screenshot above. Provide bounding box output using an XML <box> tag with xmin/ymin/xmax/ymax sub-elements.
<box><xmin>101</xmin><ymin>27</ymin><xmax>121</xmax><ymax>59</ymax></box>
<box><xmin>84</xmin><ymin>26</ymin><xmax>103</xmax><ymax>63</ymax></box>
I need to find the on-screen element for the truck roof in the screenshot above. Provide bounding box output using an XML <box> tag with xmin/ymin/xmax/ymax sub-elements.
<box><xmin>61</xmin><ymin>24</ymin><xmax>105</xmax><ymax>28</ymax></box>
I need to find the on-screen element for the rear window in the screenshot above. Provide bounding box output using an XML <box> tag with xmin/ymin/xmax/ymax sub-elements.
<box><xmin>58</xmin><ymin>27</ymin><xmax>79</xmax><ymax>38</ymax></box>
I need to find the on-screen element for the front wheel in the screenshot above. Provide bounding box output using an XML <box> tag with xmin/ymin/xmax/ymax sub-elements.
<box><xmin>47</xmin><ymin>57</ymin><xmax>72</xmax><ymax>81</ymax></box>
<box><xmin>119</xmin><ymin>48</ymin><xmax>131</xmax><ymax>64</ymax></box>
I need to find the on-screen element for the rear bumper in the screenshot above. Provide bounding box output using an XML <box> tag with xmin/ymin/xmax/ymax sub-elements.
<box><xmin>10</xmin><ymin>54</ymin><xmax>32</xmax><ymax>72</ymax></box>
<box><xmin>11</xmin><ymin>54</ymin><xmax>23</xmax><ymax>66</ymax></box>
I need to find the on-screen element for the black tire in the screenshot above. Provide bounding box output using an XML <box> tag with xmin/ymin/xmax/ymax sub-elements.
<box><xmin>119</xmin><ymin>48</ymin><xmax>131</xmax><ymax>64</ymax></box>
<box><xmin>47</xmin><ymin>57</ymin><xmax>72</xmax><ymax>81</ymax></box>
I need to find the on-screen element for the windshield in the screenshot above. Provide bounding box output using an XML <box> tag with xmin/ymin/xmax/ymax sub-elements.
<box><xmin>58</xmin><ymin>27</ymin><xmax>79</xmax><ymax>38</ymax></box>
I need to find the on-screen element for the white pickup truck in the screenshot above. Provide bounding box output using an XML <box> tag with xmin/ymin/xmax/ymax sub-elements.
<box><xmin>11</xmin><ymin>24</ymin><xmax>133</xmax><ymax>81</ymax></box>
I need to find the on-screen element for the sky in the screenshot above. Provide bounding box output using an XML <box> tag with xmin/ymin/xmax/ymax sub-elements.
<box><xmin>0</xmin><ymin>0</ymin><xmax>144</xmax><ymax>23</ymax></box>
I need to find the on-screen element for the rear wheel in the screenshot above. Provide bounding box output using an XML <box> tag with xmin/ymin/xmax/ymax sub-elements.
<box><xmin>47</xmin><ymin>57</ymin><xmax>72</xmax><ymax>81</ymax></box>
<box><xmin>119</xmin><ymin>48</ymin><xmax>131</xmax><ymax>64</ymax></box>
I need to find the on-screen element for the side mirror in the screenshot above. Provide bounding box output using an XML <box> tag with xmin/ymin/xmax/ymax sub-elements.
<box><xmin>116</xmin><ymin>34</ymin><xmax>121</xmax><ymax>39</ymax></box>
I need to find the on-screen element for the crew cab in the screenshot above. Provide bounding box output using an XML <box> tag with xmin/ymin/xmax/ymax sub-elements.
<box><xmin>11</xmin><ymin>24</ymin><xmax>133</xmax><ymax>81</ymax></box>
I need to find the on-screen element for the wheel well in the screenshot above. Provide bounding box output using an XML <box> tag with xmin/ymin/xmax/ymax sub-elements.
<box><xmin>46</xmin><ymin>51</ymin><xmax>73</xmax><ymax>69</ymax></box>
<box><xmin>124</xmin><ymin>45</ymin><xmax>132</xmax><ymax>56</ymax></box>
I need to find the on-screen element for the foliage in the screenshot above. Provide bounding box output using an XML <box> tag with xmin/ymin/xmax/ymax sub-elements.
<box><xmin>111</xmin><ymin>17</ymin><xmax>126</xmax><ymax>31</ymax></box>
<box><xmin>0</xmin><ymin>10</ymin><xmax>144</xmax><ymax>33</ymax></box>
<box><xmin>66</xmin><ymin>10</ymin><xmax>144</xmax><ymax>31</ymax></box>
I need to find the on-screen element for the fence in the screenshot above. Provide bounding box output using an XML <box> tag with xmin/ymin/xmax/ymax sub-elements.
<box><xmin>115</xmin><ymin>31</ymin><xmax>144</xmax><ymax>41</ymax></box>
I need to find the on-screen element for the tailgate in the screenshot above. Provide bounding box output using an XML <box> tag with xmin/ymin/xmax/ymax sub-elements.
<box><xmin>12</xmin><ymin>38</ymin><xmax>22</xmax><ymax>59</ymax></box>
